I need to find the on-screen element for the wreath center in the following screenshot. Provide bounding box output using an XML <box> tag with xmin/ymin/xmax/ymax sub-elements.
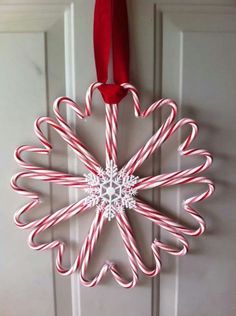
<box><xmin>84</xmin><ymin>160</ymin><xmax>139</xmax><ymax>221</ymax></box>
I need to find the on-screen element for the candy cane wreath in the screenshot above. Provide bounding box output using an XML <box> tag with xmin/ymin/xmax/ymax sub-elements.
<box><xmin>11</xmin><ymin>82</ymin><xmax>214</xmax><ymax>288</ymax></box>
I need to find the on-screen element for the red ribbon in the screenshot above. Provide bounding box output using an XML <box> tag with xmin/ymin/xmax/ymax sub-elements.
<box><xmin>93</xmin><ymin>0</ymin><xmax>129</xmax><ymax>103</ymax></box>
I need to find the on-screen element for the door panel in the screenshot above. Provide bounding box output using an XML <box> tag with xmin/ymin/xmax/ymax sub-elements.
<box><xmin>0</xmin><ymin>5</ymin><xmax>72</xmax><ymax>316</ymax></box>
<box><xmin>160</xmin><ymin>9</ymin><xmax>236</xmax><ymax>316</ymax></box>
<box><xmin>0</xmin><ymin>32</ymin><xmax>55</xmax><ymax>316</ymax></box>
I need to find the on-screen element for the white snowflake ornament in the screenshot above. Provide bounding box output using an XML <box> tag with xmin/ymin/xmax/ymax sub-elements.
<box><xmin>84</xmin><ymin>160</ymin><xmax>139</xmax><ymax>221</ymax></box>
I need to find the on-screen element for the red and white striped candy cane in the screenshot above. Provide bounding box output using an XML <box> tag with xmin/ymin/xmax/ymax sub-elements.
<box><xmin>135</xmin><ymin>177</ymin><xmax>214</xmax><ymax>236</ymax></box>
<box><xmin>80</xmin><ymin>211</ymin><xmax>139</xmax><ymax>288</ymax></box>
<box><xmin>121</xmin><ymin>83</ymin><xmax>178</xmax><ymax>174</ymax></box>
<box><xmin>105</xmin><ymin>103</ymin><xmax>119</xmax><ymax>165</ymax></box>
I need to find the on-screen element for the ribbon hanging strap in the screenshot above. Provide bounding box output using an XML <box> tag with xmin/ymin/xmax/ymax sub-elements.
<box><xmin>93</xmin><ymin>0</ymin><xmax>129</xmax><ymax>103</ymax></box>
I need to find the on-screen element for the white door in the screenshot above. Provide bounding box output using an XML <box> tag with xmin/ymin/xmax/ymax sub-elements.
<box><xmin>0</xmin><ymin>1</ymin><xmax>235</xmax><ymax>315</ymax></box>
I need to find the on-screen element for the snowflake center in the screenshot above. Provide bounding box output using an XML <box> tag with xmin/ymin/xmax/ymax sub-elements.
<box><xmin>106</xmin><ymin>186</ymin><xmax>115</xmax><ymax>197</ymax></box>
<box><xmin>84</xmin><ymin>160</ymin><xmax>139</xmax><ymax>221</ymax></box>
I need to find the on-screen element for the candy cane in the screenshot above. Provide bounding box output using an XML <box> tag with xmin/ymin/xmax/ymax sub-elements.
<box><xmin>105</xmin><ymin>103</ymin><xmax>119</xmax><ymax>165</ymax></box>
<box><xmin>136</xmin><ymin>177</ymin><xmax>214</xmax><ymax>237</ymax></box>
<box><xmin>102</xmin><ymin>99</ymin><xmax>140</xmax><ymax>287</ymax></box>
<box><xmin>80</xmin><ymin>211</ymin><xmax>139</xmax><ymax>288</ymax></box>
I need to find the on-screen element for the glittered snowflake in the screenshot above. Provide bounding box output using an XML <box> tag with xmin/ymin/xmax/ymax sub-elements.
<box><xmin>12</xmin><ymin>82</ymin><xmax>214</xmax><ymax>288</ymax></box>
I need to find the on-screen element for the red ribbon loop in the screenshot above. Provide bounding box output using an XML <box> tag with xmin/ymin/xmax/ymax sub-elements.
<box><xmin>93</xmin><ymin>0</ymin><xmax>129</xmax><ymax>103</ymax></box>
